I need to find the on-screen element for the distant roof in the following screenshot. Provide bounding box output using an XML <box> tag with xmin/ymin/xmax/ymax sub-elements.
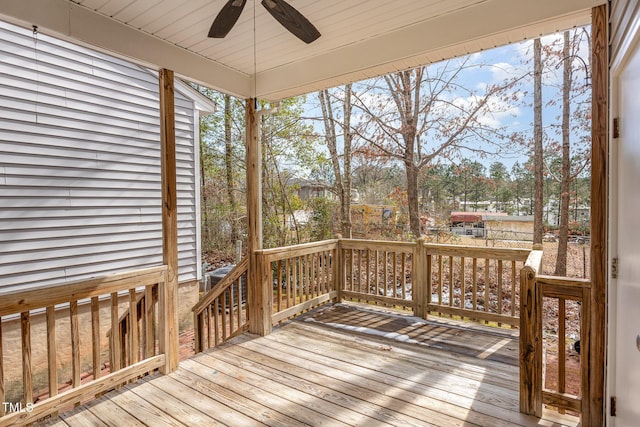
<box><xmin>484</xmin><ymin>215</ymin><xmax>534</xmax><ymax>222</ymax></box>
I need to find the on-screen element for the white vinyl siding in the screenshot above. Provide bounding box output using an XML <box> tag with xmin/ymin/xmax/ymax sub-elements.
<box><xmin>0</xmin><ymin>20</ymin><xmax>200</xmax><ymax>292</ymax></box>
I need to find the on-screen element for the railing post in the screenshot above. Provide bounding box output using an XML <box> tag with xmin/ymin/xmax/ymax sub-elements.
<box><xmin>249</xmin><ymin>251</ymin><xmax>272</xmax><ymax>336</ymax></box>
<box><xmin>158</xmin><ymin>269</ymin><xmax>177</xmax><ymax>374</ymax></box>
<box><xmin>413</xmin><ymin>237</ymin><xmax>427</xmax><ymax>319</ymax></box>
<box><xmin>519</xmin><ymin>260</ymin><xmax>542</xmax><ymax>416</ymax></box>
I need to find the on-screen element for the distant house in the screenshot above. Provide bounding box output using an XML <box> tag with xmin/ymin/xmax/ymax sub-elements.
<box><xmin>0</xmin><ymin>21</ymin><xmax>216</xmax><ymax>304</ymax></box>
<box><xmin>484</xmin><ymin>215</ymin><xmax>534</xmax><ymax>241</ymax></box>
<box><xmin>450</xmin><ymin>211</ymin><xmax>534</xmax><ymax>241</ymax></box>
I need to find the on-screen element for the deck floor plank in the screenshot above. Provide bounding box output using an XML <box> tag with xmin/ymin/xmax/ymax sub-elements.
<box><xmin>162</xmin><ymin>360</ymin><xmax>296</xmax><ymax>426</ymax></box>
<box><xmin>106</xmin><ymin>383</ymin><xmax>186</xmax><ymax>427</ymax></box>
<box><xmin>186</xmin><ymin>355</ymin><xmax>361</xmax><ymax>426</ymax></box>
<box><xmin>37</xmin><ymin>303</ymin><xmax>579</xmax><ymax>427</ymax></box>
<box><xmin>217</xmin><ymin>336</ymin><xmax>488</xmax><ymax>427</ymax></box>
<box><xmin>85</xmin><ymin>394</ymin><xmax>147</xmax><ymax>427</ymax></box>
<box><xmin>225</xmin><ymin>331</ymin><xmax>531</xmax><ymax>427</ymax></box>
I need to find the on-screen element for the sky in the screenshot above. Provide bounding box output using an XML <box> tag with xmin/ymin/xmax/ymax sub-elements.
<box><xmin>301</xmin><ymin>26</ymin><xmax>592</xmax><ymax>174</ymax></box>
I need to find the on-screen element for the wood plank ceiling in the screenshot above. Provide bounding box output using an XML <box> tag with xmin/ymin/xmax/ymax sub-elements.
<box><xmin>0</xmin><ymin>0</ymin><xmax>604</xmax><ymax>100</ymax></box>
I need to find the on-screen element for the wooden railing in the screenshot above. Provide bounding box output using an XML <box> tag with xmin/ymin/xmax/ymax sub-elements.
<box><xmin>192</xmin><ymin>258</ymin><xmax>249</xmax><ymax>353</ymax></box>
<box><xmin>338</xmin><ymin>239</ymin><xmax>415</xmax><ymax>310</ymax></box>
<box><xmin>259</xmin><ymin>240</ymin><xmax>339</xmax><ymax>324</ymax></box>
<box><xmin>337</xmin><ymin>238</ymin><xmax>530</xmax><ymax>325</ymax></box>
<box><xmin>108</xmin><ymin>288</ymin><xmax>158</xmax><ymax>372</ymax></box>
<box><xmin>520</xmin><ymin>244</ymin><xmax>590</xmax><ymax>419</ymax></box>
<box><xmin>422</xmin><ymin>242</ymin><xmax>531</xmax><ymax>326</ymax></box>
<box><xmin>0</xmin><ymin>266</ymin><xmax>172</xmax><ymax>425</ymax></box>
<box><xmin>520</xmin><ymin>264</ymin><xmax>591</xmax><ymax>419</ymax></box>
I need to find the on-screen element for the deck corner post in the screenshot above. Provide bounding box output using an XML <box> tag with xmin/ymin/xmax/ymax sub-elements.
<box><xmin>159</xmin><ymin>68</ymin><xmax>179</xmax><ymax>373</ymax></box>
<box><xmin>519</xmin><ymin>265</ymin><xmax>542</xmax><ymax>417</ymax></box>
<box><xmin>414</xmin><ymin>237</ymin><xmax>427</xmax><ymax>319</ymax></box>
<box><xmin>246</xmin><ymin>98</ymin><xmax>271</xmax><ymax>336</ymax></box>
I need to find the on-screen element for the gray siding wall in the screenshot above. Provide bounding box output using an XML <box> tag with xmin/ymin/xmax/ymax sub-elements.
<box><xmin>610</xmin><ymin>0</ymin><xmax>640</xmax><ymax>62</ymax></box>
<box><xmin>0</xmin><ymin>20</ymin><xmax>200</xmax><ymax>292</ymax></box>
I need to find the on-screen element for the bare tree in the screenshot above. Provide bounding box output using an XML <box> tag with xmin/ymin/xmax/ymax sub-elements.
<box><xmin>351</xmin><ymin>59</ymin><xmax>515</xmax><ymax>237</ymax></box>
<box><xmin>533</xmin><ymin>38</ymin><xmax>544</xmax><ymax>245</ymax></box>
<box><xmin>318</xmin><ymin>85</ymin><xmax>353</xmax><ymax>237</ymax></box>
<box><xmin>224</xmin><ymin>94</ymin><xmax>239</xmax><ymax>241</ymax></box>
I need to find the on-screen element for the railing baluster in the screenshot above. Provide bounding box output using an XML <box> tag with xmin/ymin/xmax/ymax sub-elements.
<box><xmin>438</xmin><ymin>255</ymin><xmax>443</xmax><ymax>307</ymax></box>
<box><xmin>144</xmin><ymin>285</ymin><xmax>154</xmax><ymax>358</ymax></box>
<box><xmin>222</xmin><ymin>290</ymin><xmax>228</xmax><ymax>341</ymax></box>
<box><xmin>375</xmin><ymin>250</ymin><xmax>380</xmax><ymax>298</ymax></box>
<box><xmin>449</xmin><ymin>256</ymin><xmax>454</xmax><ymax>310</ymax></box>
<box><xmin>229</xmin><ymin>283</ymin><xmax>236</xmax><ymax>334</ymax></box>
<box><xmin>277</xmin><ymin>260</ymin><xmax>283</xmax><ymax>312</ymax></box>
<box><xmin>498</xmin><ymin>260</ymin><xmax>503</xmax><ymax>326</ymax></box>
<box><xmin>110</xmin><ymin>292</ymin><xmax>121</xmax><ymax>372</ymax></box>
<box><xmin>70</xmin><ymin>301</ymin><xmax>81</xmax><ymax>389</ymax></box>
<box><xmin>128</xmin><ymin>290</ymin><xmax>139</xmax><ymax>365</ymax></box>
<box><xmin>484</xmin><ymin>258</ymin><xmax>490</xmax><ymax>318</ymax></box>
<box><xmin>392</xmin><ymin>252</ymin><xmax>398</xmax><ymax>297</ymax></box>
<box><xmin>286</xmin><ymin>258</ymin><xmax>292</xmax><ymax>308</ymax></box>
<box><xmin>47</xmin><ymin>306</ymin><xmax>58</xmax><ymax>400</ymax></box>
<box><xmin>293</xmin><ymin>257</ymin><xmax>298</xmax><ymax>305</ymax></box>
<box><xmin>472</xmin><ymin>258</ymin><xmax>477</xmax><ymax>312</ymax></box>
<box><xmin>384</xmin><ymin>251</ymin><xmax>389</xmax><ymax>298</ymax></box>
<box><xmin>21</xmin><ymin>311</ymin><xmax>32</xmax><ymax>409</ymax></box>
<box><xmin>511</xmin><ymin>260</ymin><xmax>517</xmax><ymax>318</ymax></box>
<box><xmin>91</xmin><ymin>297</ymin><xmax>101</xmax><ymax>384</ymax></box>
<box><xmin>558</xmin><ymin>298</ymin><xmax>566</xmax><ymax>398</ymax></box>
<box><xmin>460</xmin><ymin>257</ymin><xmax>465</xmax><ymax>310</ymax></box>
<box><xmin>214</xmin><ymin>300</ymin><xmax>220</xmax><ymax>347</ymax></box>
<box><xmin>401</xmin><ymin>252</ymin><xmax>407</xmax><ymax>302</ymax></box>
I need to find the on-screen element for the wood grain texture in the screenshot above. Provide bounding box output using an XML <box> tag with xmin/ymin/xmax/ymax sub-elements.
<box><xmin>589</xmin><ymin>6</ymin><xmax>607</xmax><ymax>424</ymax></box>
<box><xmin>70</xmin><ymin>301</ymin><xmax>81</xmax><ymax>389</ymax></box>
<box><xmin>21</xmin><ymin>311</ymin><xmax>32</xmax><ymax>408</ymax></box>
<box><xmin>90</xmin><ymin>297</ymin><xmax>100</xmax><ymax>381</ymax></box>
<box><xmin>0</xmin><ymin>267</ymin><xmax>167</xmax><ymax>317</ymax></box>
<box><xmin>40</xmin><ymin>306</ymin><xmax>580</xmax><ymax>427</ymax></box>
<box><xmin>159</xmin><ymin>68</ymin><xmax>179</xmax><ymax>373</ymax></box>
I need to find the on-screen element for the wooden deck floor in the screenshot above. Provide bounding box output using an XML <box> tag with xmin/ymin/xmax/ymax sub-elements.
<box><xmin>39</xmin><ymin>303</ymin><xmax>579</xmax><ymax>427</ymax></box>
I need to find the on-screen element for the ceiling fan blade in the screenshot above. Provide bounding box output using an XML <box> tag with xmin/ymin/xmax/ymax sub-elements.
<box><xmin>261</xmin><ymin>0</ymin><xmax>320</xmax><ymax>44</ymax></box>
<box><xmin>208</xmin><ymin>0</ymin><xmax>247</xmax><ymax>38</ymax></box>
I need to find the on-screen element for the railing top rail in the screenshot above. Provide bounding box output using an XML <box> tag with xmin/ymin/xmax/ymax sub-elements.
<box><xmin>536</xmin><ymin>275</ymin><xmax>591</xmax><ymax>288</ymax></box>
<box><xmin>523</xmin><ymin>249</ymin><xmax>544</xmax><ymax>274</ymax></box>
<box><xmin>258</xmin><ymin>239</ymin><xmax>339</xmax><ymax>261</ymax></box>
<box><xmin>0</xmin><ymin>265</ymin><xmax>168</xmax><ymax>317</ymax></box>
<box><xmin>339</xmin><ymin>238</ymin><xmax>415</xmax><ymax>253</ymax></box>
<box><xmin>422</xmin><ymin>243</ymin><xmax>531</xmax><ymax>261</ymax></box>
<box><xmin>193</xmin><ymin>257</ymin><xmax>249</xmax><ymax>314</ymax></box>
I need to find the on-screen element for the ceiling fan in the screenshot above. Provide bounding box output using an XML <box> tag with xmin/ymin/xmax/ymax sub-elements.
<box><xmin>208</xmin><ymin>0</ymin><xmax>321</xmax><ymax>44</ymax></box>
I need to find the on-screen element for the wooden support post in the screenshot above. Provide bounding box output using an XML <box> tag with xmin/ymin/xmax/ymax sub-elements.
<box><xmin>246</xmin><ymin>98</ymin><xmax>271</xmax><ymax>335</ymax></box>
<box><xmin>159</xmin><ymin>68</ymin><xmax>179</xmax><ymax>373</ymax></box>
<box><xmin>413</xmin><ymin>237</ymin><xmax>427</xmax><ymax>318</ymax></box>
<box><xmin>588</xmin><ymin>5</ymin><xmax>607</xmax><ymax>425</ymax></box>
<box><xmin>519</xmin><ymin>266</ymin><xmax>542</xmax><ymax>417</ymax></box>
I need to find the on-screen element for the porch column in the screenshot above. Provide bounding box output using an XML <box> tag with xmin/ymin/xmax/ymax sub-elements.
<box><xmin>588</xmin><ymin>4</ymin><xmax>607</xmax><ymax>424</ymax></box>
<box><xmin>246</xmin><ymin>99</ymin><xmax>272</xmax><ymax>335</ymax></box>
<box><xmin>159</xmin><ymin>68</ymin><xmax>179</xmax><ymax>373</ymax></box>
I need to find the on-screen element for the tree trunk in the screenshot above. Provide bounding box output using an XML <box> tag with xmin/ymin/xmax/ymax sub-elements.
<box><xmin>342</xmin><ymin>84</ymin><xmax>353</xmax><ymax>238</ymax></box>
<box><xmin>224</xmin><ymin>95</ymin><xmax>238</xmax><ymax>241</ymax></box>
<box><xmin>533</xmin><ymin>38</ymin><xmax>544</xmax><ymax>245</ymax></box>
<box><xmin>319</xmin><ymin>86</ymin><xmax>353</xmax><ymax>238</ymax></box>
<box><xmin>407</xmin><ymin>162</ymin><xmax>421</xmax><ymax>237</ymax></box>
<box><xmin>555</xmin><ymin>32</ymin><xmax>572</xmax><ymax>276</ymax></box>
